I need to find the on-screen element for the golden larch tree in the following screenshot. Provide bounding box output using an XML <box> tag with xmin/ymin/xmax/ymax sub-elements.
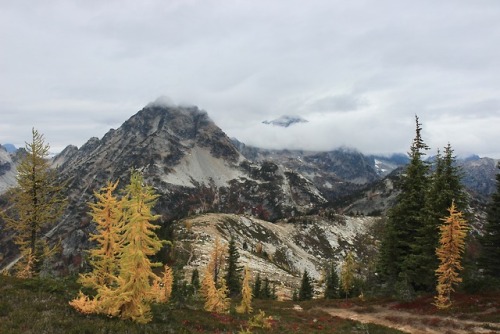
<box><xmin>2</xmin><ymin>128</ymin><xmax>66</xmax><ymax>276</ymax></box>
<box><xmin>15</xmin><ymin>249</ymin><xmax>36</xmax><ymax>279</ymax></box>
<box><xmin>434</xmin><ymin>201</ymin><xmax>468</xmax><ymax>309</ymax></box>
<box><xmin>203</xmin><ymin>265</ymin><xmax>230</xmax><ymax>313</ymax></box>
<box><xmin>209</xmin><ymin>236</ymin><xmax>227</xmax><ymax>283</ymax></box>
<box><xmin>69</xmin><ymin>291</ymin><xmax>99</xmax><ymax>315</ymax></box>
<box><xmin>201</xmin><ymin>236</ymin><xmax>227</xmax><ymax>298</ymax></box>
<box><xmin>236</xmin><ymin>266</ymin><xmax>253</xmax><ymax>314</ymax></box>
<box><xmin>151</xmin><ymin>264</ymin><xmax>174</xmax><ymax>303</ymax></box>
<box><xmin>70</xmin><ymin>171</ymin><xmax>169</xmax><ymax>323</ymax></box>
<box><xmin>70</xmin><ymin>181</ymin><xmax>123</xmax><ymax>314</ymax></box>
<box><xmin>80</xmin><ymin>180</ymin><xmax>123</xmax><ymax>290</ymax></box>
<box><xmin>340</xmin><ymin>251</ymin><xmax>357</xmax><ymax>299</ymax></box>
<box><xmin>202</xmin><ymin>237</ymin><xmax>230</xmax><ymax>313</ymax></box>
<box><xmin>101</xmin><ymin>170</ymin><xmax>164</xmax><ymax>323</ymax></box>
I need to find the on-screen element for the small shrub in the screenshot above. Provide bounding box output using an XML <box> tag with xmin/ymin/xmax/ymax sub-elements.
<box><xmin>394</xmin><ymin>279</ymin><xmax>416</xmax><ymax>302</ymax></box>
<box><xmin>248</xmin><ymin>309</ymin><xmax>273</xmax><ymax>329</ymax></box>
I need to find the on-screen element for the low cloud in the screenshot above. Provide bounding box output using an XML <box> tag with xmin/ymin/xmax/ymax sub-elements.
<box><xmin>1</xmin><ymin>1</ymin><xmax>500</xmax><ymax>158</ymax></box>
<box><xmin>146</xmin><ymin>96</ymin><xmax>176</xmax><ymax>108</ymax></box>
<box><xmin>309</xmin><ymin>94</ymin><xmax>369</xmax><ymax>113</ymax></box>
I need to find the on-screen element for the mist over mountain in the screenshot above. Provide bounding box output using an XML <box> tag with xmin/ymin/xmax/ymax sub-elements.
<box><xmin>262</xmin><ymin>115</ymin><xmax>308</xmax><ymax>127</ymax></box>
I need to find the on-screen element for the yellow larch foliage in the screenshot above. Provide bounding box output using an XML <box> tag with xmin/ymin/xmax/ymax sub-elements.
<box><xmin>202</xmin><ymin>241</ymin><xmax>231</xmax><ymax>315</ymax></box>
<box><xmin>15</xmin><ymin>249</ymin><xmax>36</xmax><ymax>279</ymax></box>
<box><xmin>208</xmin><ymin>236</ymin><xmax>227</xmax><ymax>283</ymax></box>
<box><xmin>70</xmin><ymin>170</ymin><xmax>166</xmax><ymax>324</ymax></box>
<box><xmin>201</xmin><ymin>265</ymin><xmax>212</xmax><ymax>301</ymax></box>
<box><xmin>236</xmin><ymin>266</ymin><xmax>253</xmax><ymax>314</ymax></box>
<box><xmin>2</xmin><ymin>128</ymin><xmax>66</xmax><ymax>275</ymax></box>
<box><xmin>248</xmin><ymin>310</ymin><xmax>273</xmax><ymax>329</ymax></box>
<box><xmin>101</xmin><ymin>170</ymin><xmax>164</xmax><ymax>323</ymax></box>
<box><xmin>152</xmin><ymin>265</ymin><xmax>174</xmax><ymax>303</ymax></box>
<box><xmin>68</xmin><ymin>291</ymin><xmax>99</xmax><ymax>315</ymax></box>
<box><xmin>340</xmin><ymin>251</ymin><xmax>357</xmax><ymax>299</ymax></box>
<box><xmin>201</xmin><ymin>236</ymin><xmax>227</xmax><ymax>298</ymax></box>
<box><xmin>79</xmin><ymin>180</ymin><xmax>123</xmax><ymax>290</ymax></box>
<box><xmin>203</xmin><ymin>266</ymin><xmax>230</xmax><ymax>314</ymax></box>
<box><xmin>434</xmin><ymin>201</ymin><xmax>468</xmax><ymax>309</ymax></box>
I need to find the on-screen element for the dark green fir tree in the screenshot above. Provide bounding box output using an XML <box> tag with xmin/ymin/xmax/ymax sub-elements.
<box><xmin>261</xmin><ymin>277</ymin><xmax>272</xmax><ymax>299</ymax></box>
<box><xmin>479</xmin><ymin>163</ymin><xmax>500</xmax><ymax>279</ymax></box>
<box><xmin>252</xmin><ymin>273</ymin><xmax>262</xmax><ymax>299</ymax></box>
<box><xmin>298</xmin><ymin>269</ymin><xmax>314</xmax><ymax>301</ymax></box>
<box><xmin>406</xmin><ymin>143</ymin><xmax>468</xmax><ymax>291</ymax></box>
<box><xmin>324</xmin><ymin>262</ymin><xmax>339</xmax><ymax>299</ymax></box>
<box><xmin>377</xmin><ymin>115</ymin><xmax>430</xmax><ymax>289</ymax></box>
<box><xmin>191</xmin><ymin>268</ymin><xmax>200</xmax><ymax>292</ymax></box>
<box><xmin>224</xmin><ymin>238</ymin><xmax>242</xmax><ymax>297</ymax></box>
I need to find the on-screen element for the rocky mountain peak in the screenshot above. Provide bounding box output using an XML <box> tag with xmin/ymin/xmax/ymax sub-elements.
<box><xmin>55</xmin><ymin>104</ymin><xmax>242</xmax><ymax>186</ymax></box>
<box><xmin>0</xmin><ymin>144</ymin><xmax>17</xmax><ymax>153</ymax></box>
<box><xmin>115</xmin><ymin>104</ymin><xmax>240</xmax><ymax>163</ymax></box>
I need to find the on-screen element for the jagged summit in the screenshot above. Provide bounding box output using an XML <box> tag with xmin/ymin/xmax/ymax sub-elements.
<box><xmin>57</xmin><ymin>104</ymin><xmax>241</xmax><ymax>183</ymax></box>
<box><xmin>262</xmin><ymin>115</ymin><xmax>308</xmax><ymax>127</ymax></box>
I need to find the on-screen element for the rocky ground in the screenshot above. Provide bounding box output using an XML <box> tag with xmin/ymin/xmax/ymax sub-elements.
<box><xmin>173</xmin><ymin>212</ymin><xmax>379</xmax><ymax>299</ymax></box>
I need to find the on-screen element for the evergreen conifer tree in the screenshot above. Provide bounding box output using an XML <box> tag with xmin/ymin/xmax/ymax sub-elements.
<box><xmin>377</xmin><ymin>116</ymin><xmax>429</xmax><ymax>288</ymax></box>
<box><xmin>434</xmin><ymin>201</ymin><xmax>468</xmax><ymax>309</ymax></box>
<box><xmin>191</xmin><ymin>268</ymin><xmax>201</xmax><ymax>292</ymax></box>
<box><xmin>479</xmin><ymin>163</ymin><xmax>500</xmax><ymax>278</ymax></box>
<box><xmin>407</xmin><ymin>143</ymin><xmax>467</xmax><ymax>291</ymax></box>
<box><xmin>292</xmin><ymin>289</ymin><xmax>298</xmax><ymax>301</ymax></box>
<box><xmin>225</xmin><ymin>238</ymin><xmax>242</xmax><ymax>296</ymax></box>
<box><xmin>298</xmin><ymin>269</ymin><xmax>314</xmax><ymax>301</ymax></box>
<box><xmin>252</xmin><ymin>273</ymin><xmax>262</xmax><ymax>299</ymax></box>
<box><xmin>324</xmin><ymin>261</ymin><xmax>339</xmax><ymax>299</ymax></box>
<box><xmin>3</xmin><ymin>128</ymin><xmax>66</xmax><ymax>276</ymax></box>
<box><xmin>261</xmin><ymin>277</ymin><xmax>272</xmax><ymax>299</ymax></box>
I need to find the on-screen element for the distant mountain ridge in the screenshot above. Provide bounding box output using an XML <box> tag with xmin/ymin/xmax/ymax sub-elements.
<box><xmin>1</xmin><ymin>144</ymin><xmax>17</xmax><ymax>153</ymax></box>
<box><xmin>0</xmin><ymin>145</ymin><xmax>21</xmax><ymax>194</ymax></box>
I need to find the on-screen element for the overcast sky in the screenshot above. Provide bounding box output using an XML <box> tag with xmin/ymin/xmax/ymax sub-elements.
<box><xmin>1</xmin><ymin>0</ymin><xmax>500</xmax><ymax>157</ymax></box>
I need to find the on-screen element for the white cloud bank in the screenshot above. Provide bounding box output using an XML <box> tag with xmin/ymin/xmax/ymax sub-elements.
<box><xmin>1</xmin><ymin>0</ymin><xmax>500</xmax><ymax>157</ymax></box>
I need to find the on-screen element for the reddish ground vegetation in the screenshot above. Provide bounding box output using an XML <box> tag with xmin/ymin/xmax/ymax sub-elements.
<box><xmin>392</xmin><ymin>292</ymin><xmax>500</xmax><ymax>322</ymax></box>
